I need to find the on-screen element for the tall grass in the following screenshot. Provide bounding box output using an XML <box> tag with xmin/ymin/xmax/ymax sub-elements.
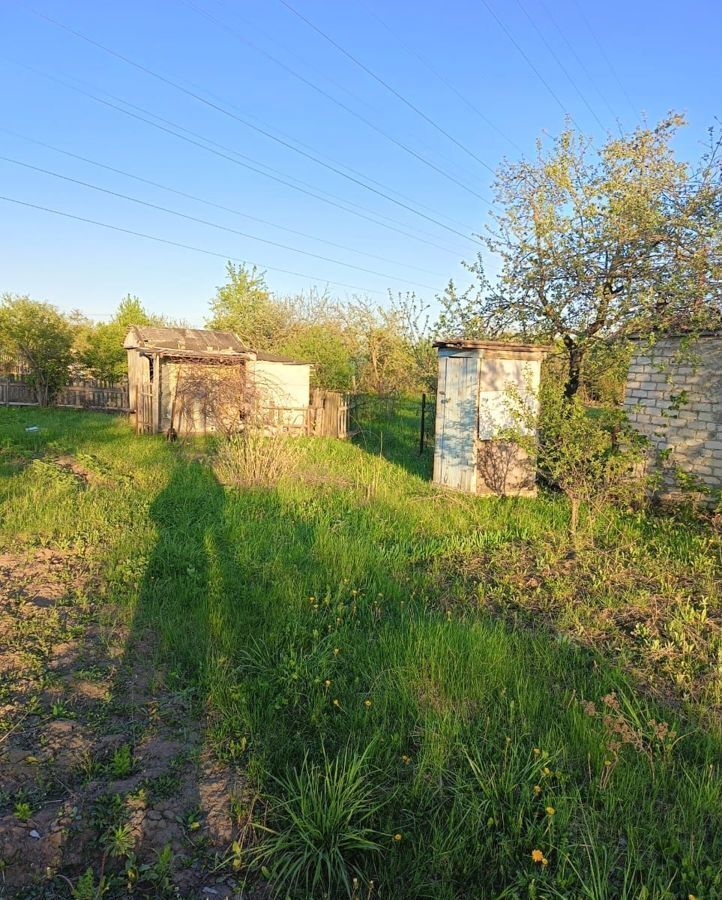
<box><xmin>1</xmin><ymin>404</ymin><xmax>721</xmax><ymax>898</ymax></box>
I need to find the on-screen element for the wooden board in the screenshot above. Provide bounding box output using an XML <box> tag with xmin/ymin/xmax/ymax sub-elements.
<box><xmin>433</xmin><ymin>352</ymin><xmax>480</xmax><ymax>492</ymax></box>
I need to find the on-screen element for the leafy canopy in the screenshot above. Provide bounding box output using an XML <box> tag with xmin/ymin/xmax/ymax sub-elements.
<box><xmin>469</xmin><ymin>115</ymin><xmax>722</xmax><ymax>395</ymax></box>
<box><xmin>0</xmin><ymin>293</ymin><xmax>74</xmax><ymax>404</ymax></box>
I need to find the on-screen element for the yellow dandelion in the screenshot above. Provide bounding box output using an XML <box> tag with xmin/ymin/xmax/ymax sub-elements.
<box><xmin>393</xmin><ymin>833</ymin><xmax>402</xmax><ymax>842</ymax></box>
<box><xmin>333</xmin><ymin>647</ymin><xmax>341</xmax><ymax>656</ymax></box>
<box><xmin>542</xmin><ymin>766</ymin><xmax>551</xmax><ymax>776</ymax></box>
<box><xmin>401</xmin><ymin>755</ymin><xmax>411</xmax><ymax>765</ymax></box>
<box><xmin>545</xmin><ymin>806</ymin><xmax>556</xmax><ymax>817</ymax></box>
<box><xmin>533</xmin><ymin>784</ymin><xmax>542</xmax><ymax>795</ymax></box>
<box><xmin>531</xmin><ymin>849</ymin><xmax>544</xmax><ymax>863</ymax></box>
<box><xmin>364</xmin><ymin>698</ymin><xmax>373</xmax><ymax>708</ymax></box>
<box><xmin>332</xmin><ymin>698</ymin><xmax>340</xmax><ymax>707</ymax></box>
<box><xmin>533</xmin><ymin>748</ymin><xmax>541</xmax><ymax>756</ymax></box>
<box><xmin>541</xmin><ymin>857</ymin><xmax>549</xmax><ymax>867</ymax></box>
<box><xmin>324</xmin><ymin>679</ymin><xmax>332</xmax><ymax>688</ymax></box>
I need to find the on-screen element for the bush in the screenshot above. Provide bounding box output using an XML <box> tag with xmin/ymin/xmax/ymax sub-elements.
<box><xmin>214</xmin><ymin>430</ymin><xmax>301</xmax><ymax>488</ymax></box>
<box><xmin>506</xmin><ymin>378</ymin><xmax>650</xmax><ymax>541</ymax></box>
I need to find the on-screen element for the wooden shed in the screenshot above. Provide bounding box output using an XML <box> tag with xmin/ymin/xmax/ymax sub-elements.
<box><xmin>124</xmin><ymin>325</ymin><xmax>311</xmax><ymax>435</ymax></box>
<box><xmin>433</xmin><ymin>340</ymin><xmax>548</xmax><ymax>496</ymax></box>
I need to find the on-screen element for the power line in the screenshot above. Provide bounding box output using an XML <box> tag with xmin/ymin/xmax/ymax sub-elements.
<box><xmin>10</xmin><ymin>60</ymin><xmax>470</xmax><ymax>257</ymax></box>
<box><xmin>276</xmin><ymin>0</ymin><xmax>497</xmax><ymax>175</ymax></box>
<box><xmin>25</xmin><ymin>5</ymin><xmax>490</xmax><ymax>222</ymax></box>
<box><xmin>354</xmin><ymin>0</ymin><xmax>524</xmax><ymax>154</ymax></box>
<box><xmin>181</xmin><ymin>0</ymin><xmax>493</xmax><ymax>205</ymax></box>
<box><xmin>477</xmin><ymin>0</ymin><xmax>580</xmax><ymax>128</ymax></box>
<box><xmin>512</xmin><ymin>0</ymin><xmax>607</xmax><ymax>132</ymax></box>
<box><xmin>535</xmin><ymin>0</ymin><xmax>621</xmax><ymax>128</ymax></box>
<box><xmin>0</xmin><ymin>194</ymin><xmax>401</xmax><ymax>296</ymax></box>
<box><xmin>1</xmin><ymin>127</ymin><xmax>445</xmax><ymax>277</ymax></box>
<box><xmin>571</xmin><ymin>0</ymin><xmax>637</xmax><ymax>118</ymax></box>
<box><xmin>0</xmin><ymin>155</ymin><xmax>438</xmax><ymax>290</ymax></box>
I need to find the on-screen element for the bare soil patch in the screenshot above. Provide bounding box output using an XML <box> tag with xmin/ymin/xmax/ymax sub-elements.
<box><xmin>0</xmin><ymin>547</ymin><xmax>260</xmax><ymax>898</ymax></box>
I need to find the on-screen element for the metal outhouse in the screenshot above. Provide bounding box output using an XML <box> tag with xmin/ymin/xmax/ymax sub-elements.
<box><xmin>432</xmin><ymin>340</ymin><xmax>548</xmax><ymax>496</ymax></box>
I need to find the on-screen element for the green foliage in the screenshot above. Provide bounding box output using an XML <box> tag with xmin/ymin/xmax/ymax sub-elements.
<box><xmin>482</xmin><ymin>116</ymin><xmax>722</xmax><ymax>395</ymax></box>
<box><xmin>279</xmin><ymin>323</ymin><xmax>355</xmax><ymax>391</ymax></box>
<box><xmin>0</xmin><ymin>293</ymin><xmax>73</xmax><ymax>404</ymax></box>
<box><xmin>79</xmin><ymin>294</ymin><xmax>158</xmax><ymax>382</ymax></box>
<box><xmin>207</xmin><ymin>262</ymin><xmax>289</xmax><ymax>348</ymax></box>
<box><xmin>506</xmin><ymin>377</ymin><xmax>650</xmax><ymax>539</ymax></box>
<box><xmin>110</xmin><ymin>743</ymin><xmax>133</xmax><ymax>778</ymax></box>
<box><xmin>257</xmin><ymin>749</ymin><xmax>382</xmax><ymax>898</ymax></box>
<box><xmin>434</xmin><ymin>256</ymin><xmax>497</xmax><ymax>341</ymax></box>
<box><xmin>13</xmin><ymin>800</ymin><xmax>32</xmax><ymax>822</ymax></box>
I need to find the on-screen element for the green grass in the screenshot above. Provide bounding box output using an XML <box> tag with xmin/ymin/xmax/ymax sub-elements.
<box><xmin>1</xmin><ymin>403</ymin><xmax>721</xmax><ymax>898</ymax></box>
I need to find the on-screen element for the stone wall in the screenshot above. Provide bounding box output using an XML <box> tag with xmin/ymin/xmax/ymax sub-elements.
<box><xmin>624</xmin><ymin>336</ymin><xmax>722</xmax><ymax>493</ymax></box>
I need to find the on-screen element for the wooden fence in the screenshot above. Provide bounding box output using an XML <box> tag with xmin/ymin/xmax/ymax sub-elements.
<box><xmin>258</xmin><ymin>391</ymin><xmax>361</xmax><ymax>438</ymax></box>
<box><xmin>0</xmin><ymin>375</ymin><xmax>129</xmax><ymax>411</ymax></box>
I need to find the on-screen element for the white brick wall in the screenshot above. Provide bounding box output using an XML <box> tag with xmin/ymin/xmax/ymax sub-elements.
<box><xmin>624</xmin><ymin>336</ymin><xmax>722</xmax><ymax>493</ymax></box>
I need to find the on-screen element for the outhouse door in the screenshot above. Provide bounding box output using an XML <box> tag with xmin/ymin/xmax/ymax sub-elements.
<box><xmin>434</xmin><ymin>352</ymin><xmax>480</xmax><ymax>492</ymax></box>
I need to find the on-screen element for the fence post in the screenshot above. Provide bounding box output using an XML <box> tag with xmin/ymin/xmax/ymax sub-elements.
<box><xmin>419</xmin><ymin>392</ymin><xmax>426</xmax><ymax>455</ymax></box>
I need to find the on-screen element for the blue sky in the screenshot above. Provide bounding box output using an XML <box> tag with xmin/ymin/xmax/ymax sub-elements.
<box><xmin>1</xmin><ymin>0</ymin><xmax>720</xmax><ymax>323</ymax></box>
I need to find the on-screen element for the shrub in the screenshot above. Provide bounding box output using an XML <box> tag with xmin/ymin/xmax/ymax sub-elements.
<box><xmin>214</xmin><ymin>430</ymin><xmax>301</xmax><ymax>488</ymax></box>
<box><xmin>505</xmin><ymin>378</ymin><xmax>650</xmax><ymax>541</ymax></box>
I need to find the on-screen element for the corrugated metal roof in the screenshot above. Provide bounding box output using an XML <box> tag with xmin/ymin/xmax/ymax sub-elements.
<box><xmin>124</xmin><ymin>325</ymin><xmax>311</xmax><ymax>365</ymax></box>
<box><xmin>125</xmin><ymin>325</ymin><xmax>249</xmax><ymax>353</ymax></box>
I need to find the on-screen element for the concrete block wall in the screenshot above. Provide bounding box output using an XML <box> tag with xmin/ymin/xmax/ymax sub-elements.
<box><xmin>624</xmin><ymin>336</ymin><xmax>722</xmax><ymax>493</ymax></box>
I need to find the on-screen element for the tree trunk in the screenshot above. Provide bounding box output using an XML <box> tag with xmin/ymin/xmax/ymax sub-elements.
<box><xmin>564</xmin><ymin>342</ymin><xmax>584</xmax><ymax>400</ymax></box>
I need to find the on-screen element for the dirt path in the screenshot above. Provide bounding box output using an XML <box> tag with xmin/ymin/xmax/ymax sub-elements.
<box><xmin>0</xmin><ymin>547</ymin><xmax>259</xmax><ymax>898</ymax></box>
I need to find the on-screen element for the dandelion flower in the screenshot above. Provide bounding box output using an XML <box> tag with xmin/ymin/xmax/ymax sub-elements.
<box><xmin>533</xmin><ymin>748</ymin><xmax>541</xmax><ymax>756</ymax></box>
<box><xmin>401</xmin><ymin>755</ymin><xmax>411</xmax><ymax>765</ymax></box>
<box><xmin>531</xmin><ymin>849</ymin><xmax>544</xmax><ymax>863</ymax></box>
<box><xmin>393</xmin><ymin>833</ymin><xmax>402</xmax><ymax>842</ymax></box>
<box><xmin>333</xmin><ymin>647</ymin><xmax>341</xmax><ymax>656</ymax></box>
<box><xmin>545</xmin><ymin>806</ymin><xmax>556</xmax><ymax>817</ymax></box>
<box><xmin>324</xmin><ymin>679</ymin><xmax>332</xmax><ymax>688</ymax></box>
<box><xmin>541</xmin><ymin>857</ymin><xmax>549</xmax><ymax>866</ymax></box>
<box><xmin>364</xmin><ymin>699</ymin><xmax>373</xmax><ymax>708</ymax></box>
<box><xmin>533</xmin><ymin>784</ymin><xmax>542</xmax><ymax>795</ymax></box>
<box><xmin>332</xmin><ymin>698</ymin><xmax>340</xmax><ymax>707</ymax></box>
<box><xmin>542</xmin><ymin>766</ymin><xmax>551</xmax><ymax>776</ymax></box>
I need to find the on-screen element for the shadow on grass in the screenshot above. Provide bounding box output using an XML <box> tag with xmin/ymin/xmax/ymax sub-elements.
<box><xmin>351</xmin><ymin>396</ymin><xmax>434</xmax><ymax>482</ymax></box>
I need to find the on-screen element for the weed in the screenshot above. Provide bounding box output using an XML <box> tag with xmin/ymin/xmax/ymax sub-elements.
<box><xmin>109</xmin><ymin>743</ymin><xmax>133</xmax><ymax>778</ymax></box>
<box><xmin>255</xmin><ymin>748</ymin><xmax>382</xmax><ymax>898</ymax></box>
<box><xmin>13</xmin><ymin>801</ymin><xmax>32</xmax><ymax>822</ymax></box>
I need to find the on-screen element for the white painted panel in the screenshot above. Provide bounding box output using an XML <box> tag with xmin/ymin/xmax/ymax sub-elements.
<box><xmin>478</xmin><ymin>358</ymin><xmax>540</xmax><ymax>440</ymax></box>
<box><xmin>435</xmin><ymin>353</ymin><xmax>480</xmax><ymax>491</ymax></box>
<box><xmin>255</xmin><ymin>361</ymin><xmax>310</xmax><ymax>410</ymax></box>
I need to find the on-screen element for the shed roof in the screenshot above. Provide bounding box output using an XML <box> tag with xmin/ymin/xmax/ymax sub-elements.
<box><xmin>434</xmin><ymin>339</ymin><xmax>550</xmax><ymax>356</ymax></box>
<box><xmin>124</xmin><ymin>325</ymin><xmax>310</xmax><ymax>365</ymax></box>
<box><xmin>124</xmin><ymin>325</ymin><xmax>249</xmax><ymax>354</ymax></box>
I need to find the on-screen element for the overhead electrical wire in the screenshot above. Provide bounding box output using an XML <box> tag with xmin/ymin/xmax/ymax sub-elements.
<box><xmin>9</xmin><ymin>60</ymin><xmax>470</xmax><ymax>257</ymax></box>
<box><xmin>1</xmin><ymin>128</ymin><xmax>446</xmax><ymax>277</ymax></box>
<box><xmin>354</xmin><ymin>0</ymin><xmax>524</xmax><ymax>154</ymax></box>
<box><xmin>0</xmin><ymin>194</ymin><xmax>402</xmax><ymax>296</ymax></box>
<box><xmin>24</xmin><ymin>5</ymin><xmax>490</xmax><ymax>224</ymax></box>
<box><xmin>512</xmin><ymin>0</ymin><xmax>607</xmax><ymax>132</ymax></box>
<box><xmin>535</xmin><ymin>0</ymin><xmax>621</xmax><ymax>127</ymax></box>
<box><xmin>0</xmin><ymin>155</ymin><xmax>439</xmax><ymax>290</ymax></box>
<box><xmin>477</xmin><ymin>0</ymin><xmax>580</xmax><ymax>129</ymax></box>
<box><xmin>276</xmin><ymin>0</ymin><xmax>497</xmax><ymax>175</ymax></box>
<box><xmin>571</xmin><ymin>0</ymin><xmax>637</xmax><ymax>118</ymax></box>
<box><xmin>181</xmin><ymin>0</ymin><xmax>493</xmax><ymax>204</ymax></box>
